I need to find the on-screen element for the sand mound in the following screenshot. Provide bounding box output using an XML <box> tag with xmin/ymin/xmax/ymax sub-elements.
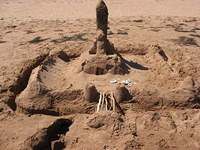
<box><xmin>64</xmin><ymin>110</ymin><xmax>200</xmax><ymax>150</ymax></box>
<box><xmin>163</xmin><ymin>76</ymin><xmax>200</xmax><ymax>108</ymax></box>
<box><xmin>16</xmin><ymin>56</ymin><xmax>95</xmax><ymax>115</ymax></box>
<box><xmin>84</xmin><ymin>83</ymin><xmax>99</xmax><ymax>102</ymax></box>
<box><xmin>131</xmin><ymin>76</ymin><xmax>200</xmax><ymax>110</ymax></box>
<box><xmin>81</xmin><ymin>55</ymin><xmax>129</xmax><ymax>75</ymax></box>
<box><xmin>20</xmin><ymin>118</ymin><xmax>73</xmax><ymax>150</ymax></box>
<box><xmin>114</xmin><ymin>85</ymin><xmax>131</xmax><ymax>103</ymax></box>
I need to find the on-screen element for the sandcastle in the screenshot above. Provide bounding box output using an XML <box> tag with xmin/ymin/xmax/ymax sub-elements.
<box><xmin>14</xmin><ymin>0</ymin><xmax>131</xmax><ymax>116</ymax></box>
<box><xmin>81</xmin><ymin>0</ymin><xmax>129</xmax><ymax>75</ymax></box>
<box><xmin>89</xmin><ymin>0</ymin><xmax>114</xmax><ymax>55</ymax></box>
<box><xmin>82</xmin><ymin>1</ymin><xmax>133</xmax><ymax>114</ymax></box>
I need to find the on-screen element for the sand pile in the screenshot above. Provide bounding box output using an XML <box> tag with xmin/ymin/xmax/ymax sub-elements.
<box><xmin>16</xmin><ymin>55</ymin><xmax>94</xmax><ymax>116</ymax></box>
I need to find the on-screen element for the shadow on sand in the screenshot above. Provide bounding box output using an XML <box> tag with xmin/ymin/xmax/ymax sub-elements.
<box><xmin>116</xmin><ymin>51</ymin><xmax>149</xmax><ymax>70</ymax></box>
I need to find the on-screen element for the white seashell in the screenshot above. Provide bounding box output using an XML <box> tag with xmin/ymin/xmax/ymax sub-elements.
<box><xmin>110</xmin><ymin>79</ymin><xmax>117</xmax><ymax>84</ymax></box>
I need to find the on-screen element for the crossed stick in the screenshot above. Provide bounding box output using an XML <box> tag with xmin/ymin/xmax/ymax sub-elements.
<box><xmin>96</xmin><ymin>92</ymin><xmax>124</xmax><ymax>115</ymax></box>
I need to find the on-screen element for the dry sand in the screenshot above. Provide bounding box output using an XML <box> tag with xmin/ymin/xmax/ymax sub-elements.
<box><xmin>0</xmin><ymin>0</ymin><xmax>200</xmax><ymax>150</ymax></box>
<box><xmin>0</xmin><ymin>0</ymin><xmax>200</xmax><ymax>20</ymax></box>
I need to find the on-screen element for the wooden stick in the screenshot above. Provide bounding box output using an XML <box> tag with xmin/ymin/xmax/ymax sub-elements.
<box><xmin>100</xmin><ymin>92</ymin><xmax>105</xmax><ymax>111</ymax></box>
<box><xmin>111</xmin><ymin>92</ymin><xmax>116</xmax><ymax>112</ymax></box>
<box><xmin>96</xmin><ymin>93</ymin><xmax>102</xmax><ymax>112</ymax></box>
<box><xmin>105</xmin><ymin>97</ymin><xmax>108</xmax><ymax>111</ymax></box>
<box><xmin>105</xmin><ymin>94</ymin><xmax>112</xmax><ymax>111</ymax></box>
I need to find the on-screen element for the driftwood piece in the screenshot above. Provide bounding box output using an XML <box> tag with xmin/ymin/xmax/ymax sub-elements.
<box><xmin>111</xmin><ymin>92</ymin><xmax>116</xmax><ymax>112</ymax></box>
<box><xmin>100</xmin><ymin>93</ymin><xmax>104</xmax><ymax>110</ymax></box>
<box><xmin>96</xmin><ymin>93</ymin><xmax>102</xmax><ymax>112</ymax></box>
<box><xmin>96</xmin><ymin>91</ymin><xmax>124</xmax><ymax>115</ymax></box>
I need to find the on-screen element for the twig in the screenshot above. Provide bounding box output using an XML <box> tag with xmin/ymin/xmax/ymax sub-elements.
<box><xmin>105</xmin><ymin>97</ymin><xmax>108</xmax><ymax>111</ymax></box>
<box><xmin>111</xmin><ymin>92</ymin><xmax>116</xmax><ymax>112</ymax></box>
<box><xmin>101</xmin><ymin>93</ymin><xmax>105</xmax><ymax>111</ymax></box>
<box><xmin>97</xmin><ymin>93</ymin><xmax>102</xmax><ymax>112</ymax></box>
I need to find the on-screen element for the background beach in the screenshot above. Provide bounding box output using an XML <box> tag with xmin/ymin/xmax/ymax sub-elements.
<box><xmin>1</xmin><ymin>0</ymin><xmax>200</xmax><ymax>20</ymax></box>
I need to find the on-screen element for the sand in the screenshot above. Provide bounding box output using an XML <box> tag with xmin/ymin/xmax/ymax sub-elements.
<box><xmin>0</xmin><ymin>0</ymin><xmax>200</xmax><ymax>150</ymax></box>
<box><xmin>0</xmin><ymin>0</ymin><xmax>200</xmax><ymax>20</ymax></box>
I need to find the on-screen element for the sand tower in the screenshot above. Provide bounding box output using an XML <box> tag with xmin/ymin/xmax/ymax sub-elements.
<box><xmin>82</xmin><ymin>0</ymin><xmax>129</xmax><ymax>75</ymax></box>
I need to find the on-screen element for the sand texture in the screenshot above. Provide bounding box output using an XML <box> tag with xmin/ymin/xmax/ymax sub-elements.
<box><xmin>0</xmin><ymin>0</ymin><xmax>200</xmax><ymax>150</ymax></box>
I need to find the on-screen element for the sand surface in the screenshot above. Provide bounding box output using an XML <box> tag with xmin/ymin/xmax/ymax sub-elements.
<box><xmin>0</xmin><ymin>0</ymin><xmax>200</xmax><ymax>150</ymax></box>
<box><xmin>0</xmin><ymin>0</ymin><xmax>200</xmax><ymax>20</ymax></box>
